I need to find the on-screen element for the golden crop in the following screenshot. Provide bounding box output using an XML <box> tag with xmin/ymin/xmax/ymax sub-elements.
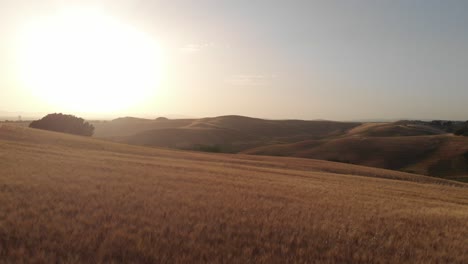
<box><xmin>1</xmin><ymin>125</ymin><xmax>467</xmax><ymax>263</ymax></box>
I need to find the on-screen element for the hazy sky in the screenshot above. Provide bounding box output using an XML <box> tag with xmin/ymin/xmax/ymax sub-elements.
<box><xmin>1</xmin><ymin>0</ymin><xmax>468</xmax><ymax>120</ymax></box>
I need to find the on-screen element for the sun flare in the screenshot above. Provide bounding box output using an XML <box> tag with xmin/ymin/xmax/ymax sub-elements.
<box><xmin>16</xmin><ymin>8</ymin><xmax>163</xmax><ymax>113</ymax></box>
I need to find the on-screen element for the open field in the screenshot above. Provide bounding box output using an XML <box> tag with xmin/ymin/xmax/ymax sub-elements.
<box><xmin>1</xmin><ymin>125</ymin><xmax>467</xmax><ymax>263</ymax></box>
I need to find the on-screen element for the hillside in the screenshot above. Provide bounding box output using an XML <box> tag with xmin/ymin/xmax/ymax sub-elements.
<box><xmin>1</xmin><ymin>124</ymin><xmax>467</xmax><ymax>263</ymax></box>
<box><xmin>92</xmin><ymin>117</ymin><xmax>194</xmax><ymax>138</ymax></box>
<box><xmin>346</xmin><ymin>122</ymin><xmax>446</xmax><ymax>137</ymax></box>
<box><xmin>244</xmin><ymin>123</ymin><xmax>468</xmax><ymax>181</ymax></box>
<box><xmin>92</xmin><ymin>115</ymin><xmax>360</xmax><ymax>152</ymax></box>
<box><xmin>93</xmin><ymin>117</ymin><xmax>468</xmax><ymax>181</ymax></box>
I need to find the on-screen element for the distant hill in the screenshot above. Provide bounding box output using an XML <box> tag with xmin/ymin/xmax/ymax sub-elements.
<box><xmin>244</xmin><ymin>123</ymin><xmax>468</xmax><ymax>181</ymax></box>
<box><xmin>90</xmin><ymin>117</ymin><xmax>468</xmax><ymax>181</ymax></box>
<box><xmin>346</xmin><ymin>122</ymin><xmax>445</xmax><ymax>137</ymax></box>
<box><xmin>91</xmin><ymin>117</ymin><xmax>194</xmax><ymax>138</ymax></box>
<box><xmin>92</xmin><ymin>115</ymin><xmax>361</xmax><ymax>152</ymax></box>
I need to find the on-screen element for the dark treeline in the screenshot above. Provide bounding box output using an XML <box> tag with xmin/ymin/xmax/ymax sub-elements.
<box><xmin>398</xmin><ymin>120</ymin><xmax>468</xmax><ymax>136</ymax></box>
<box><xmin>29</xmin><ymin>113</ymin><xmax>94</xmax><ymax>136</ymax></box>
<box><xmin>454</xmin><ymin>121</ymin><xmax>468</xmax><ymax>136</ymax></box>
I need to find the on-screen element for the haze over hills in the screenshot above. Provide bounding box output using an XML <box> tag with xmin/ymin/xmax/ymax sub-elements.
<box><xmin>1</xmin><ymin>124</ymin><xmax>467</xmax><ymax>262</ymax></box>
<box><xmin>92</xmin><ymin>115</ymin><xmax>361</xmax><ymax>152</ymax></box>
<box><xmin>90</xmin><ymin>115</ymin><xmax>468</xmax><ymax>181</ymax></box>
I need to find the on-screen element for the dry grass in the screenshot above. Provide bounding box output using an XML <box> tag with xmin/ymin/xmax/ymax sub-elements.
<box><xmin>244</xmin><ymin>132</ymin><xmax>468</xmax><ymax>180</ymax></box>
<box><xmin>0</xmin><ymin>125</ymin><xmax>467</xmax><ymax>263</ymax></box>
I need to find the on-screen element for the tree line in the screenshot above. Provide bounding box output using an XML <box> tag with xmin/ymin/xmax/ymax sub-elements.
<box><xmin>29</xmin><ymin>113</ymin><xmax>94</xmax><ymax>136</ymax></box>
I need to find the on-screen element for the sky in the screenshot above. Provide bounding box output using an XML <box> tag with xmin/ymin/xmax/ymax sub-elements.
<box><xmin>1</xmin><ymin>0</ymin><xmax>468</xmax><ymax>121</ymax></box>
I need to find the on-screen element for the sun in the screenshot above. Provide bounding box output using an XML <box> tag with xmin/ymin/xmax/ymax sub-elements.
<box><xmin>16</xmin><ymin>8</ymin><xmax>163</xmax><ymax>114</ymax></box>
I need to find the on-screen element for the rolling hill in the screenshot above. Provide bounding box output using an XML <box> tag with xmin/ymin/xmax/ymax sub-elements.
<box><xmin>244</xmin><ymin>123</ymin><xmax>468</xmax><ymax>182</ymax></box>
<box><xmin>0</xmin><ymin>124</ymin><xmax>467</xmax><ymax>263</ymax></box>
<box><xmin>92</xmin><ymin>116</ymin><xmax>468</xmax><ymax>181</ymax></box>
<box><xmin>92</xmin><ymin>115</ymin><xmax>361</xmax><ymax>152</ymax></box>
<box><xmin>345</xmin><ymin>122</ymin><xmax>446</xmax><ymax>137</ymax></box>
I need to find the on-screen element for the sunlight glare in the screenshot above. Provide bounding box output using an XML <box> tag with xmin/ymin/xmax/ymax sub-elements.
<box><xmin>16</xmin><ymin>8</ymin><xmax>163</xmax><ymax>113</ymax></box>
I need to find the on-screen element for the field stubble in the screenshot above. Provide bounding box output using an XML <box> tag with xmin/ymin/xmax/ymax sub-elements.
<box><xmin>0</xmin><ymin>125</ymin><xmax>467</xmax><ymax>263</ymax></box>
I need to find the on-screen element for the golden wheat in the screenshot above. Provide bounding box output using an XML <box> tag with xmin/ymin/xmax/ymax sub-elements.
<box><xmin>0</xmin><ymin>125</ymin><xmax>467</xmax><ymax>263</ymax></box>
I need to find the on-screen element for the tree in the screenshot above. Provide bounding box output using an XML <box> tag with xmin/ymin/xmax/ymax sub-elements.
<box><xmin>454</xmin><ymin>121</ymin><xmax>468</xmax><ymax>136</ymax></box>
<box><xmin>29</xmin><ymin>113</ymin><xmax>94</xmax><ymax>136</ymax></box>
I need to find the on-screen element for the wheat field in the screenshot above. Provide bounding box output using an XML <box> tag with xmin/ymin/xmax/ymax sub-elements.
<box><xmin>0</xmin><ymin>125</ymin><xmax>467</xmax><ymax>263</ymax></box>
